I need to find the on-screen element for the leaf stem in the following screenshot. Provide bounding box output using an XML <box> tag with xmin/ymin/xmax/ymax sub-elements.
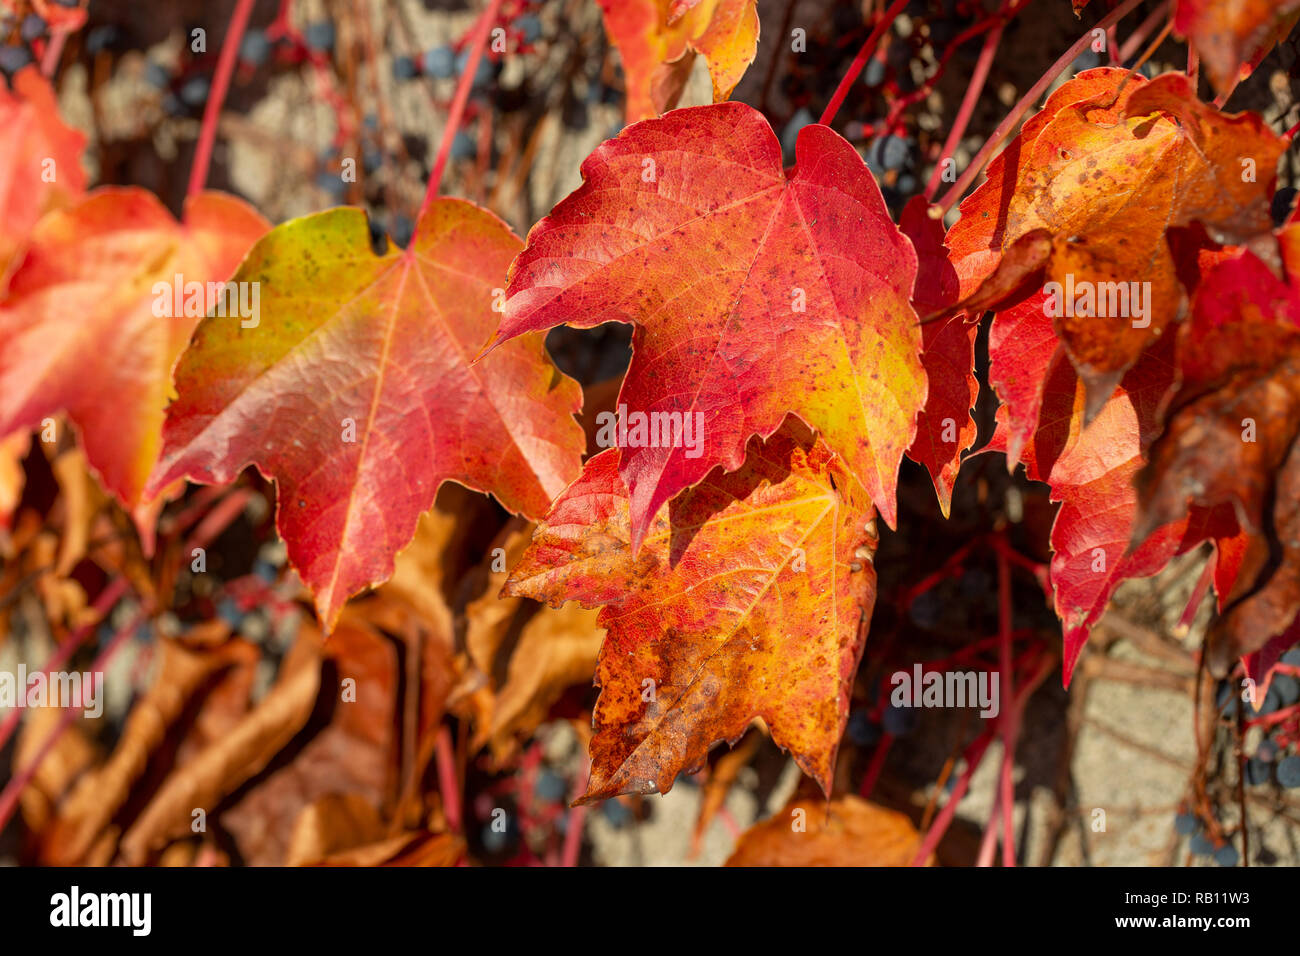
<box><xmin>40</xmin><ymin>26</ymin><xmax>68</xmax><ymax>77</ymax></box>
<box><xmin>435</xmin><ymin>725</ymin><xmax>462</xmax><ymax>831</ymax></box>
<box><xmin>1117</xmin><ymin>0</ymin><xmax>1171</xmax><ymax>64</ymax></box>
<box><xmin>819</xmin><ymin>0</ymin><xmax>909</xmax><ymax>128</ymax></box>
<box><xmin>910</xmin><ymin>728</ymin><xmax>996</xmax><ymax>865</ymax></box>
<box><xmin>187</xmin><ymin>0</ymin><xmax>257</xmax><ymax>200</ymax></box>
<box><xmin>932</xmin><ymin>0</ymin><xmax>1146</xmax><ymax>218</ymax></box>
<box><xmin>560</xmin><ymin>758</ymin><xmax>590</xmax><ymax>866</ymax></box>
<box><xmin>996</xmin><ymin>548</ymin><xmax>1016</xmax><ymax>866</ymax></box>
<box><xmin>417</xmin><ymin>0</ymin><xmax>505</xmax><ymax>229</ymax></box>
<box><xmin>923</xmin><ymin>21</ymin><xmax>1004</xmax><ymax>201</ymax></box>
<box><xmin>1174</xmin><ymin>551</ymin><xmax>1216</xmax><ymax>637</ymax></box>
<box><xmin>857</xmin><ymin>731</ymin><xmax>894</xmax><ymax>799</ymax></box>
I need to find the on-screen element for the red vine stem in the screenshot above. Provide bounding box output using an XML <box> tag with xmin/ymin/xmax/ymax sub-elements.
<box><xmin>995</xmin><ymin>549</ymin><xmax>1017</xmax><ymax>865</ymax></box>
<box><xmin>40</xmin><ymin>27</ymin><xmax>68</xmax><ymax>77</ymax></box>
<box><xmin>910</xmin><ymin>728</ymin><xmax>996</xmax><ymax>865</ymax></box>
<box><xmin>560</xmin><ymin>758</ymin><xmax>591</xmax><ymax>867</ymax></box>
<box><xmin>435</xmin><ymin>725</ymin><xmax>462</xmax><ymax>831</ymax></box>
<box><xmin>417</xmin><ymin>0</ymin><xmax>505</xmax><ymax>229</ymax></box>
<box><xmin>187</xmin><ymin>0</ymin><xmax>257</xmax><ymax>199</ymax></box>
<box><xmin>910</xmin><ymin>649</ymin><xmax>1052</xmax><ymax>866</ymax></box>
<box><xmin>1246</xmin><ymin>701</ymin><xmax>1300</xmax><ymax>731</ymax></box>
<box><xmin>0</xmin><ymin>480</ymin><xmax>258</xmax><ymax>833</ymax></box>
<box><xmin>924</xmin><ymin>21</ymin><xmax>1004</xmax><ymax>200</ymax></box>
<box><xmin>0</xmin><ymin>607</ymin><xmax>146</xmax><ymax>835</ymax></box>
<box><xmin>0</xmin><ymin>576</ymin><xmax>130</xmax><ymax>758</ymax></box>
<box><xmin>858</xmin><ymin>731</ymin><xmax>894</xmax><ymax>798</ymax></box>
<box><xmin>819</xmin><ymin>0</ymin><xmax>910</xmax><ymax>128</ymax></box>
<box><xmin>1117</xmin><ymin>0</ymin><xmax>1171</xmax><ymax>64</ymax></box>
<box><xmin>1174</xmin><ymin>550</ymin><xmax>1217</xmax><ymax>638</ymax></box>
<box><xmin>881</xmin><ymin>0</ymin><xmax>1032</xmax><ymax>135</ymax></box>
<box><xmin>932</xmin><ymin>0</ymin><xmax>1146</xmax><ymax>217</ymax></box>
<box><xmin>976</xmin><ymin>785</ymin><xmax>1002</xmax><ymax>866</ymax></box>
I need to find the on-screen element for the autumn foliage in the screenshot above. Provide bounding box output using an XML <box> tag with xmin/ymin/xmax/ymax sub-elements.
<box><xmin>2</xmin><ymin>0</ymin><xmax>1300</xmax><ymax>868</ymax></box>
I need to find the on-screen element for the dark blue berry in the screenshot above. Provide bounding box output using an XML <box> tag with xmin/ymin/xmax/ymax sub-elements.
<box><xmin>450</xmin><ymin>130</ymin><xmax>475</xmax><ymax>161</ymax></box>
<box><xmin>909</xmin><ymin>591</ymin><xmax>942</xmax><ymax>628</ymax></box>
<box><xmin>535</xmin><ymin>770</ymin><xmax>568</xmax><ymax>803</ymax></box>
<box><xmin>602</xmin><ymin>799</ymin><xmax>633</xmax><ymax>829</ymax></box>
<box><xmin>1188</xmin><ymin>832</ymin><xmax>1215</xmax><ymax>856</ymax></box>
<box><xmin>21</xmin><ymin>14</ymin><xmax>47</xmax><ymax>42</ymax></box>
<box><xmin>180</xmin><ymin>75</ymin><xmax>210</xmax><ymax>107</ymax></box>
<box><xmin>1270</xmin><ymin>674</ymin><xmax>1299</xmax><ymax>706</ymax></box>
<box><xmin>1213</xmin><ymin>842</ymin><xmax>1239</xmax><ymax>867</ymax></box>
<box><xmin>145</xmin><ymin>60</ymin><xmax>171</xmax><ymax>88</ymax></box>
<box><xmin>863</xmin><ymin>57</ymin><xmax>886</xmax><ymax>86</ymax></box>
<box><xmin>1072</xmin><ymin>49</ymin><xmax>1101</xmax><ymax>73</ymax></box>
<box><xmin>847</xmin><ymin>709</ymin><xmax>880</xmax><ymax>746</ymax></box>
<box><xmin>481</xmin><ymin>821</ymin><xmax>508</xmax><ymax>852</ymax></box>
<box><xmin>869</xmin><ymin>134</ymin><xmax>910</xmax><ymax>173</ymax></box>
<box><xmin>304</xmin><ymin>21</ymin><xmax>335</xmax><ymax>52</ymax></box>
<box><xmin>389</xmin><ymin>213</ymin><xmax>413</xmax><ymax>248</ymax></box>
<box><xmin>1174</xmin><ymin>812</ymin><xmax>1200</xmax><ymax>835</ymax></box>
<box><xmin>392</xmin><ymin>55</ymin><xmax>417</xmax><ymax>81</ymax></box>
<box><xmin>315</xmin><ymin>169</ymin><xmax>345</xmax><ymax>199</ymax></box>
<box><xmin>217</xmin><ymin>597</ymin><xmax>242</xmax><ymax>628</ymax></box>
<box><xmin>1277</xmin><ymin>755</ymin><xmax>1300</xmax><ymax>788</ymax></box>
<box><xmin>516</xmin><ymin>14</ymin><xmax>542</xmax><ymax>44</ymax></box>
<box><xmin>0</xmin><ymin>45</ymin><xmax>34</xmax><ymax>73</ymax></box>
<box><xmin>882</xmin><ymin>703</ymin><xmax>918</xmax><ymax>736</ymax></box>
<box><xmin>455</xmin><ymin>49</ymin><xmax>494</xmax><ymax>87</ymax></box>
<box><xmin>240</xmin><ymin>28</ymin><xmax>271</xmax><ymax>66</ymax></box>
<box><xmin>86</xmin><ymin>25</ymin><xmax>121</xmax><ymax>54</ymax></box>
<box><xmin>422</xmin><ymin>45</ymin><xmax>455</xmax><ymax>79</ymax></box>
<box><xmin>1256</xmin><ymin>686</ymin><xmax>1283</xmax><ymax>716</ymax></box>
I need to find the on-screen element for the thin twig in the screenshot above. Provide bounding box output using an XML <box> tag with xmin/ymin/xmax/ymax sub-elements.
<box><xmin>188</xmin><ymin>0</ymin><xmax>257</xmax><ymax>198</ymax></box>
<box><xmin>932</xmin><ymin>0</ymin><xmax>1146</xmax><ymax>217</ymax></box>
